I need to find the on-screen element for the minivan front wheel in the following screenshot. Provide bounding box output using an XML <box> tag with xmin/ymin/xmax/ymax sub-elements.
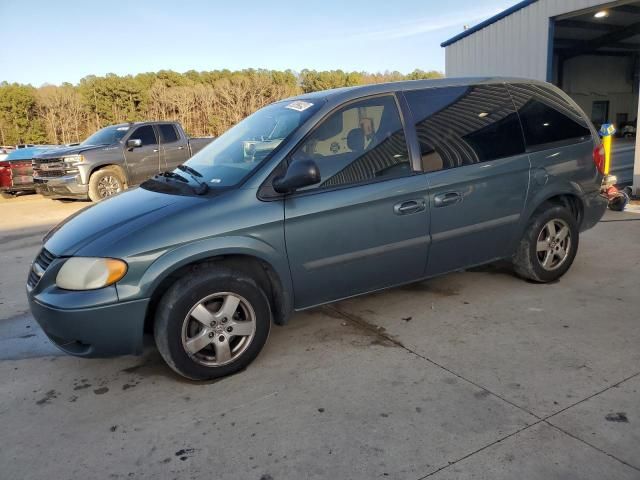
<box><xmin>154</xmin><ymin>265</ymin><xmax>271</xmax><ymax>380</ymax></box>
<box><xmin>512</xmin><ymin>205</ymin><xmax>579</xmax><ymax>283</ymax></box>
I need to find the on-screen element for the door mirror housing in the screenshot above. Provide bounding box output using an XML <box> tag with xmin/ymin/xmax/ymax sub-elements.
<box><xmin>273</xmin><ymin>159</ymin><xmax>321</xmax><ymax>193</ymax></box>
<box><xmin>127</xmin><ymin>138</ymin><xmax>142</xmax><ymax>149</ymax></box>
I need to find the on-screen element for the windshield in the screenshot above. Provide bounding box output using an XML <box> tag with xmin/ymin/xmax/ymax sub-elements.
<box><xmin>182</xmin><ymin>100</ymin><xmax>321</xmax><ymax>187</ymax></box>
<box><xmin>82</xmin><ymin>125</ymin><xmax>131</xmax><ymax>146</ymax></box>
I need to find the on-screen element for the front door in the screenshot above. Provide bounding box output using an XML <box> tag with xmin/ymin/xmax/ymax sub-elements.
<box><xmin>402</xmin><ymin>85</ymin><xmax>530</xmax><ymax>275</ymax></box>
<box><xmin>283</xmin><ymin>94</ymin><xmax>430</xmax><ymax>308</ymax></box>
<box><xmin>124</xmin><ymin>125</ymin><xmax>161</xmax><ymax>185</ymax></box>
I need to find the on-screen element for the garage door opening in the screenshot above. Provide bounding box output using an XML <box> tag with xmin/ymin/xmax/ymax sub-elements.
<box><xmin>551</xmin><ymin>1</ymin><xmax>639</xmax><ymax>186</ymax></box>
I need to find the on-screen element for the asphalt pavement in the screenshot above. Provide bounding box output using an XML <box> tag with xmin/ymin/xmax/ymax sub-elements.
<box><xmin>1</xmin><ymin>194</ymin><xmax>639</xmax><ymax>479</ymax></box>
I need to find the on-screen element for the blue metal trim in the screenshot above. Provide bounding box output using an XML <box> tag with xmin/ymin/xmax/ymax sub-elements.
<box><xmin>441</xmin><ymin>0</ymin><xmax>539</xmax><ymax>47</ymax></box>
<box><xmin>546</xmin><ymin>18</ymin><xmax>555</xmax><ymax>82</ymax></box>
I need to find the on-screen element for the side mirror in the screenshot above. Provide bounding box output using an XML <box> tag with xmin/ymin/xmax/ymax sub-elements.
<box><xmin>127</xmin><ymin>138</ymin><xmax>142</xmax><ymax>148</ymax></box>
<box><xmin>273</xmin><ymin>159</ymin><xmax>321</xmax><ymax>193</ymax></box>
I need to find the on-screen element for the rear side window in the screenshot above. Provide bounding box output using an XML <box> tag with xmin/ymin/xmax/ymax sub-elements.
<box><xmin>131</xmin><ymin>125</ymin><xmax>158</xmax><ymax>146</ymax></box>
<box><xmin>507</xmin><ymin>83</ymin><xmax>591</xmax><ymax>149</ymax></box>
<box><xmin>404</xmin><ymin>84</ymin><xmax>525</xmax><ymax>172</ymax></box>
<box><xmin>159</xmin><ymin>124</ymin><xmax>179</xmax><ymax>143</ymax></box>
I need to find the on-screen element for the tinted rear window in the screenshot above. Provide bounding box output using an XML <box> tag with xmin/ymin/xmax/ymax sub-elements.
<box><xmin>405</xmin><ymin>84</ymin><xmax>525</xmax><ymax>172</ymax></box>
<box><xmin>159</xmin><ymin>124</ymin><xmax>179</xmax><ymax>143</ymax></box>
<box><xmin>508</xmin><ymin>83</ymin><xmax>591</xmax><ymax>149</ymax></box>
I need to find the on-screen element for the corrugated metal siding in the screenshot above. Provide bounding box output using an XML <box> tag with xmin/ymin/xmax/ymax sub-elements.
<box><xmin>444</xmin><ymin>0</ymin><xmax>609</xmax><ymax>80</ymax></box>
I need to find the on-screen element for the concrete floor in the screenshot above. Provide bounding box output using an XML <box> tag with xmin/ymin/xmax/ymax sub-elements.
<box><xmin>0</xmin><ymin>195</ymin><xmax>639</xmax><ymax>479</ymax></box>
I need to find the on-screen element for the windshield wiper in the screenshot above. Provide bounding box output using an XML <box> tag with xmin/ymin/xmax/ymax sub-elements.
<box><xmin>158</xmin><ymin>171</ymin><xmax>189</xmax><ymax>183</ymax></box>
<box><xmin>177</xmin><ymin>164</ymin><xmax>203</xmax><ymax>178</ymax></box>
<box><xmin>177</xmin><ymin>164</ymin><xmax>209</xmax><ymax>195</ymax></box>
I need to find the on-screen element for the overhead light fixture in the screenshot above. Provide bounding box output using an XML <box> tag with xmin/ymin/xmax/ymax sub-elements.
<box><xmin>594</xmin><ymin>10</ymin><xmax>608</xmax><ymax>18</ymax></box>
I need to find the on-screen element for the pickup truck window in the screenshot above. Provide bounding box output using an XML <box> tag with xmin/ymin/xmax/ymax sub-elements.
<box><xmin>81</xmin><ymin>125</ymin><xmax>130</xmax><ymax>146</ymax></box>
<box><xmin>182</xmin><ymin>100</ymin><xmax>321</xmax><ymax>187</ymax></box>
<box><xmin>131</xmin><ymin>126</ymin><xmax>158</xmax><ymax>146</ymax></box>
<box><xmin>159</xmin><ymin>124</ymin><xmax>179</xmax><ymax>143</ymax></box>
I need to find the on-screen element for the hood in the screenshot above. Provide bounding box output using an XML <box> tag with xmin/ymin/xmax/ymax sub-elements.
<box><xmin>5</xmin><ymin>145</ymin><xmax>62</xmax><ymax>161</ymax></box>
<box><xmin>34</xmin><ymin>143</ymin><xmax>115</xmax><ymax>159</ymax></box>
<box><xmin>44</xmin><ymin>187</ymin><xmax>207</xmax><ymax>256</ymax></box>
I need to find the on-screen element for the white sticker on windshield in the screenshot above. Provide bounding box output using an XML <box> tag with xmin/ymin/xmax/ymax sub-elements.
<box><xmin>210</xmin><ymin>178</ymin><xmax>222</xmax><ymax>184</ymax></box>
<box><xmin>285</xmin><ymin>100</ymin><xmax>314</xmax><ymax>112</ymax></box>
<box><xmin>116</xmin><ymin>127</ymin><xmax>130</xmax><ymax>131</ymax></box>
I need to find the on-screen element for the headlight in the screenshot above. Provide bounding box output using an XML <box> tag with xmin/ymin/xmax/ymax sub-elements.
<box><xmin>56</xmin><ymin>257</ymin><xmax>128</xmax><ymax>291</ymax></box>
<box><xmin>63</xmin><ymin>155</ymin><xmax>84</xmax><ymax>172</ymax></box>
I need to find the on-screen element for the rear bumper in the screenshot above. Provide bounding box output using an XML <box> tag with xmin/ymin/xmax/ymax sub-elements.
<box><xmin>34</xmin><ymin>175</ymin><xmax>89</xmax><ymax>199</ymax></box>
<box><xmin>28</xmin><ymin>295</ymin><xmax>149</xmax><ymax>357</ymax></box>
<box><xmin>581</xmin><ymin>190</ymin><xmax>608</xmax><ymax>232</ymax></box>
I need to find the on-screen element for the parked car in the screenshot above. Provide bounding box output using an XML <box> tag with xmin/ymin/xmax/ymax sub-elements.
<box><xmin>620</xmin><ymin>120</ymin><xmax>636</xmax><ymax>139</ymax></box>
<box><xmin>32</xmin><ymin>122</ymin><xmax>214</xmax><ymax>201</ymax></box>
<box><xmin>27</xmin><ymin>77</ymin><xmax>607</xmax><ymax>380</ymax></box>
<box><xmin>0</xmin><ymin>145</ymin><xmax>61</xmax><ymax>197</ymax></box>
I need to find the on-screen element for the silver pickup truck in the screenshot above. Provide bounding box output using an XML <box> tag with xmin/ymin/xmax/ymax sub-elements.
<box><xmin>33</xmin><ymin>121</ymin><xmax>214</xmax><ymax>201</ymax></box>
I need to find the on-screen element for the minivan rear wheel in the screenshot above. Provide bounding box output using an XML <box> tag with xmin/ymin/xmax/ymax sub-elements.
<box><xmin>154</xmin><ymin>265</ymin><xmax>271</xmax><ymax>380</ymax></box>
<box><xmin>512</xmin><ymin>205</ymin><xmax>579</xmax><ymax>283</ymax></box>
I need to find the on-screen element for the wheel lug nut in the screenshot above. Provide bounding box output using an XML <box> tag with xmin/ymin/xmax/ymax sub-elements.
<box><xmin>219</xmin><ymin>336</ymin><xmax>225</xmax><ymax>342</ymax></box>
<box><xmin>222</xmin><ymin>318</ymin><xmax>228</xmax><ymax>323</ymax></box>
<box><xmin>226</xmin><ymin>326</ymin><xmax>233</xmax><ymax>333</ymax></box>
<box><xmin>208</xmin><ymin>332</ymin><xmax>214</xmax><ymax>338</ymax></box>
<box><xmin>210</xmin><ymin>321</ymin><xmax>216</xmax><ymax>327</ymax></box>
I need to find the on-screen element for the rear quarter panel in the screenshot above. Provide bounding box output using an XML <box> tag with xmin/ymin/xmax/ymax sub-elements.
<box><xmin>519</xmin><ymin>138</ymin><xmax>601</xmax><ymax>236</ymax></box>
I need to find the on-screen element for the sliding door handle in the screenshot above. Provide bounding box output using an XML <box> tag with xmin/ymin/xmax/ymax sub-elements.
<box><xmin>394</xmin><ymin>199</ymin><xmax>426</xmax><ymax>215</ymax></box>
<box><xmin>433</xmin><ymin>192</ymin><xmax>462</xmax><ymax>207</ymax></box>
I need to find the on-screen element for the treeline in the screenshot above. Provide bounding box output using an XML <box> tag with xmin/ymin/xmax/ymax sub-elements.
<box><xmin>0</xmin><ymin>68</ymin><xmax>442</xmax><ymax>145</ymax></box>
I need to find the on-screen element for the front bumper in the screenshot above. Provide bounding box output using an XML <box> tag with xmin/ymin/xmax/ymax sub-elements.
<box><xmin>34</xmin><ymin>174</ymin><xmax>89</xmax><ymax>199</ymax></box>
<box><xmin>28</xmin><ymin>294</ymin><xmax>149</xmax><ymax>357</ymax></box>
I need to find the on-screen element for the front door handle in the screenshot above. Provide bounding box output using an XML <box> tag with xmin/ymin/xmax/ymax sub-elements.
<box><xmin>394</xmin><ymin>199</ymin><xmax>426</xmax><ymax>215</ymax></box>
<box><xmin>434</xmin><ymin>192</ymin><xmax>462</xmax><ymax>208</ymax></box>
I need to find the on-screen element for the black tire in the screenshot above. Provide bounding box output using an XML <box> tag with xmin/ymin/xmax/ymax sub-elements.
<box><xmin>608</xmin><ymin>192</ymin><xmax>629</xmax><ymax>212</ymax></box>
<box><xmin>154</xmin><ymin>264</ymin><xmax>272</xmax><ymax>380</ymax></box>
<box><xmin>512</xmin><ymin>204</ymin><xmax>579</xmax><ymax>283</ymax></box>
<box><xmin>88</xmin><ymin>166</ymin><xmax>125</xmax><ymax>202</ymax></box>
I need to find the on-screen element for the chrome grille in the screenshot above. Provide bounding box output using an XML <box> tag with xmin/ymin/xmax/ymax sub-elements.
<box><xmin>27</xmin><ymin>248</ymin><xmax>56</xmax><ymax>288</ymax></box>
<box><xmin>34</xmin><ymin>170</ymin><xmax>64</xmax><ymax>178</ymax></box>
<box><xmin>33</xmin><ymin>157</ymin><xmax>62</xmax><ymax>164</ymax></box>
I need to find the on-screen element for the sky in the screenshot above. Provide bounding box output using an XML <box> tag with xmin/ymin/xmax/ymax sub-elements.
<box><xmin>0</xmin><ymin>0</ymin><xmax>513</xmax><ymax>86</ymax></box>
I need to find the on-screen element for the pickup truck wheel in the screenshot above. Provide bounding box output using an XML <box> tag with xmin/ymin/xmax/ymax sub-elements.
<box><xmin>154</xmin><ymin>265</ymin><xmax>271</xmax><ymax>380</ymax></box>
<box><xmin>88</xmin><ymin>167</ymin><xmax>125</xmax><ymax>202</ymax></box>
<box><xmin>512</xmin><ymin>205</ymin><xmax>579</xmax><ymax>283</ymax></box>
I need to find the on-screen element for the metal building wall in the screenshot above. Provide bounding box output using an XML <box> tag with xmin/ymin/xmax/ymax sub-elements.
<box><xmin>444</xmin><ymin>0</ymin><xmax>609</xmax><ymax>80</ymax></box>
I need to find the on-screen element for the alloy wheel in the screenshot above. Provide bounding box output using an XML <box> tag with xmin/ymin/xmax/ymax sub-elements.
<box><xmin>181</xmin><ymin>292</ymin><xmax>256</xmax><ymax>367</ymax></box>
<box><xmin>536</xmin><ymin>219</ymin><xmax>572</xmax><ymax>271</ymax></box>
<box><xmin>97</xmin><ymin>175</ymin><xmax>122</xmax><ymax>198</ymax></box>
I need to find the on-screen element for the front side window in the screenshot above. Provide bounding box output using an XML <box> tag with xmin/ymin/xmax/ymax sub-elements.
<box><xmin>131</xmin><ymin>125</ymin><xmax>158</xmax><ymax>146</ymax></box>
<box><xmin>289</xmin><ymin>95</ymin><xmax>411</xmax><ymax>189</ymax></box>
<box><xmin>405</xmin><ymin>85</ymin><xmax>525</xmax><ymax>173</ymax></box>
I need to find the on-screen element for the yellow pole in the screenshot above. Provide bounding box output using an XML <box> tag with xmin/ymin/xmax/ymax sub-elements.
<box><xmin>603</xmin><ymin>135</ymin><xmax>612</xmax><ymax>175</ymax></box>
<box><xmin>599</xmin><ymin>123</ymin><xmax>616</xmax><ymax>175</ymax></box>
